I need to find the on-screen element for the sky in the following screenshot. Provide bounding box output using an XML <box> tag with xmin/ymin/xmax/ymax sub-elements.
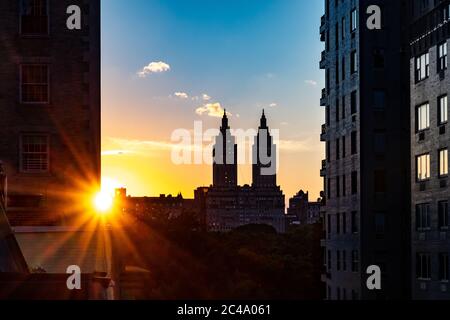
<box><xmin>101</xmin><ymin>0</ymin><xmax>325</xmax><ymax>202</ymax></box>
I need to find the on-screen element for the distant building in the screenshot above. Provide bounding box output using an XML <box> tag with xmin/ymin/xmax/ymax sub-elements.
<box><xmin>287</xmin><ymin>191</ymin><xmax>322</xmax><ymax>225</ymax></box>
<box><xmin>115</xmin><ymin>188</ymin><xmax>197</xmax><ymax>221</ymax></box>
<box><xmin>202</xmin><ymin>111</ymin><xmax>286</xmax><ymax>233</ymax></box>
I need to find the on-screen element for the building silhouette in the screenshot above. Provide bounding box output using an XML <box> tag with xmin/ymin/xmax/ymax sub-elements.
<box><xmin>203</xmin><ymin>111</ymin><xmax>286</xmax><ymax>233</ymax></box>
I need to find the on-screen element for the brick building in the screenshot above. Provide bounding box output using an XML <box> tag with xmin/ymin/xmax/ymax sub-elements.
<box><xmin>0</xmin><ymin>0</ymin><xmax>101</xmax><ymax>225</ymax></box>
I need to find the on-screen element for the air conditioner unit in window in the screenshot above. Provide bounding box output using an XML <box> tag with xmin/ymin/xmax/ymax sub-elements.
<box><xmin>419</xmin><ymin>132</ymin><xmax>426</xmax><ymax>141</ymax></box>
<box><xmin>440</xmin><ymin>125</ymin><xmax>446</xmax><ymax>135</ymax></box>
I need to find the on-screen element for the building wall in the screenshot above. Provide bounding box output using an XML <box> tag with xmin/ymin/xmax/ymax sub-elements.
<box><xmin>0</xmin><ymin>0</ymin><xmax>100</xmax><ymax>223</ymax></box>
<box><xmin>320</xmin><ymin>0</ymin><xmax>411</xmax><ymax>300</ymax></box>
<box><xmin>410</xmin><ymin>2</ymin><xmax>450</xmax><ymax>299</ymax></box>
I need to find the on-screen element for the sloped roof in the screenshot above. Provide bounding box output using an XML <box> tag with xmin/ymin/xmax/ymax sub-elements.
<box><xmin>14</xmin><ymin>226</ymin><xmax>112</xmax><ymax>275</ymax></box>
<box><xmin>0</xmin><ymin>195</ymin><xmax>29</xmax><ymax>273</ymax></box>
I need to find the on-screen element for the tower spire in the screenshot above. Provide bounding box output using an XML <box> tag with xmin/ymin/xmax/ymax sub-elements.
<box><xmin>260</xmin><ymin>109</ymin><xmax>268</xmax><ymax>129</ymax></box>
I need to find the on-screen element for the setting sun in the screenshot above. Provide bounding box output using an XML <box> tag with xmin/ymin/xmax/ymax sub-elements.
<box><xmin>93</xmin><ymin>177</ymin><xmax>123</xmax><ymax>213</ymax></box>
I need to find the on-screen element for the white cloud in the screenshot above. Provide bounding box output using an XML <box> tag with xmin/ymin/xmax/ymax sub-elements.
<box><xmin>196</xmin><ymin>103</ymin><xmax>230</xmax><ymax>118</ymax></box>
<box><xmin>304</xmin><ymin>80</ymin><xmax>318</xmax><ymax>86</ymax></box>
<box><xmin>269</xmin><ymin>103</ymin><xmax>278</xmax><ymax>108</ymax></box>
<box><xmin>174</xmin><ymin>92</ymin><xmax>189</xmax><ymax>99</ymax></box>
<box><xmin>202</xmin><ymin>94</ymin><xmax>211</xmax><ymax>101</ymax></box>
<box><xmin>137</xmin><ymin>61</ymin><xmax>171</xmax><ymax>77</ymax></box>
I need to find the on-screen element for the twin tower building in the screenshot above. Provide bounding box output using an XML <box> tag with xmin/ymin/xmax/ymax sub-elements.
<box><xmin>204</xmin><ymin>111</ymin><xmax>286</xmax><ymax>233</ymax></box>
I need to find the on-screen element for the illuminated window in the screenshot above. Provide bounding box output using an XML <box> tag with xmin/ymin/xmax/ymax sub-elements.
<box><xmin>439</xmin><ymin>95</ymin><xmax>448</xmax><ymax>125</ymax></box>
<box><xmin>351</xmin><ymin>9</ymin><xmax>357</xmax><ymax>32</ymax></box>
<box><xmin>416</xmin><ymin>103</ymin><xmax>430</xmax><ymax>131</ymax></box>
<box><xmin>416</xmin><ymin>52</ymin><xmax>430</xmax><ymax>81</ymax></box>
<box><xmin>21</xmin><ymin>65</ymin><xmax>49</xmax><ymax>104</ymax></box>
<box><xmin>438</xmin><ymin>42</ymin><xmax>448</xmax><ymax>72</ymax></box>
<box><xmin>20</xmin><ymin>0</ymin><xmax>49</xmax><ymax>35</ymax></box>
<box><xmin>20</xmin><ymin>134</ymin><xmax>49</xmax><ymax>173</ymax></box>
<box><xmin>439</xmin><ymin>149</ymin><xmax>448</xmax><ymax>177</ymax></box>
<box><xmin>351</xmin><ymin>51</ymin><xmax>358</xmax><ymax>74</ymax></box>
<box><xmin>416</xmin><ymin>153</ymin><xmax>430</xmax><ymax>181</ymax></box>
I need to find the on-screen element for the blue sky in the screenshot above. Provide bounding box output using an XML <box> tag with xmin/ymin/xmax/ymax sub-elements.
<box><xmin>101</xmin><ymin>0</ymin><xmax>325</xmax><ymax>200</ymax></box>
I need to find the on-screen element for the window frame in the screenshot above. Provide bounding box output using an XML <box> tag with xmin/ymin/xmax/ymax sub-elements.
<box><xmin>416</xmin><ymin>203</ymin><xmax>431</xmax><ymax>232</ymax></box>
<box><xmin>416</xmin><ymin>153</ymin><xmax>431</xmax><ymax>182</ymax></box>
<box><xmin>439</xmin><ymin>148</ymin><xmax>449</xmax><ymax>178</ymax></box>
<box><xmin>20</xmin><ymin>64</ymin><xmax>50</xmax><ymax>105</ymax></box>
<box><xmin>438</xmin><ymin>95</ymin><xmax>448</xmax><ymax>125</ymax></box>
<box><xmin>438</xmin><ymin>42</ymin><xmax>448</xmax><ymax>72</ymax></box>
<box><xmin>19</xmin><ymin>0</ymin><xmax>50</xmax><ymax>36</ymax></box>
<box><xmin>19</xmin><ymin>134</ymin><xmax>50</xmax><ymax>174</ymax></box>
<box><xmin>415</xmin><ymin>52</ymin><xmax>430</xmax><ymax>82</ymax></box>
<box><xmin>416</xmin><ymin>102</ymin><xmax>430</xmax><ymax>132</ymax></box>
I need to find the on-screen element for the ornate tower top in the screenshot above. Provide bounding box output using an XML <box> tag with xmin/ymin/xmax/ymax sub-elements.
<box><xmin>220</xmin><ymin>109</ymin><xmax>230</xmax><ymax>132</ymax></box>
<box><xmin>259</xmin><ymin>109</ymin><xmax>268</xmax><ymax>129</ymax></box>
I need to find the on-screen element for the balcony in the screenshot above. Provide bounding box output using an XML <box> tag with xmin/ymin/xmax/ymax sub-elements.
<box><xmin>320</xmin><ymin>15</ymin><xmax>327</xmax><ymax>34</ymax></box>
<box><xmin>320</xmin><ymin>88</ymin><xmax>328</xmax><ymax>106</ymax></box>
<box><xmin>320</xmin><ymin>50</ymin><xmax>327</xmax><ymax>69</ymax></box>
<box><xmin>320</xmin><ymin>124</ymin><xmax>328</xmax><ymax>142</ymax></box>
<box><xmin>320</xmin><ymin>159</ymin><xmax>326</xmax><ymax>177</ymax></box>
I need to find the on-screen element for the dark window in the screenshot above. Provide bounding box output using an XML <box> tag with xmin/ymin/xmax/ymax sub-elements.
<box><xmin>336</xmin><ymin>213</ymin><xmax>341</xmax><ymax>234</ymax></box>
<box><xmin>374</xmin><ymin>132</ymin><xmax>386</xmax><ymax>154</ymax></box>
<box><xmin>342</xmin><ymin>57</ymin><xmax>346</xmax><ymax>81</ymax></box>
<box><xmin>351</xmin><ymin>211</ymin><xmax>358</xmax><ymax>234</ymax></box>
<box><xmin>416</xmin><ymin>253</ymin><xmax>431</xmax><ymax>280</ymax></box>
<box><xmin>342</xmin><ymin>174</ymin><xmax>346</xmax><ymax>197</ymax></box>
<box><xmin>351</xmin><ymin>91</ymin><xmax>357</xmax><ymax>114</ymax></box>
<box><xmin>336</xmin><ymin>138</ymin><xmax>340</xmax><ymax>160</ymax></box>
<box><xmin>336</xmin><ymin>99</ymin><xmax>340</xmax><ymax>122</ymax></box>
<box><xmin>351</xmin><ymin>171</ymin><xmax>358</xmax><ymax>194</ymax></box>
<box><xmin>336</xmin><ymin>176</ymin><xmax>341</xmax><ymax>198</ymax></box>
<box><xmin>342</xmin><ymin>250</ymin><xmax>347</xmax><ymax>271</ymax></box>
<box><xmin>326</xmin><ymin>105</ymin><xmax>330</xmax><ymax>126</ymax></box>
<box><xmin>352</xmin><ymin>250</ymin><xmax>359</xmax><ymax>272</ymax></box>
<box><xmin>328</xmin><ymin>178</ymin><xmax>332</xmax><ymax>199</ymax></box>
<box><xmin>351</xmin><ymin>51</ymin><xmax>358</xmax><ymax>74</ymax></box>
<box><xmin>342</xmin><ymin>96</ymin><xmax>346</xmax><ymax>119</ymax></box>
<box><xmin>416</xmin><ymin>203</ymin><xmax>431</xmax><ymax>231</ymax></box>
<box><xmin>342</xmin><ymin>136</ymin><xmax>346</xmax><ymax>158</ymax></box>
<box><xmin>337</xmin><ymin>250</ymin><xmax>341</xmax><ymax>271</ymax></box>
<box><xmin>374</xmin><ymin>170</ymin><xmax>386</xmax><ymax>193</ymax></box>
<box><xmin>439</xmin><ymin>201</ymin><xmax>449</xmax><ymax>230</ymax></box>
<box><xmin>21</xmin><ymin>65</ymin><xmax>49</xmax><ymax>104</ymax></box>
<box><xmin>373</xmin><ymin>90</ymin><xmax>386</xmax><ymax>109</ymax></box>
<box><xmin>373</xmin><ymin>49</ymin><xmax>385</xmax><ymax>68</ymax></box>
<box><xmin>20</xmin><ymin>0</ymin><xmax>49</xmax><ymax>35</ymax></box>
<box><xmin>327</xmin><ymin>214</ymin><xmax>332</xmax><ymax>237</ymax></box>
<box><xmin>439</xmin><ymin>253</ymin><xmax>449</xmax><ymax>282</ymax></box>
<box><xmin>375</xmin><ymin>213</ymin><xmax>386</xmax><ymax>239</ymax></box>
<box><xmin>351</xmin><ymin>131</ymin><xmax>357</xmax><ymax>155</ymax></box>
<box><xmin>342</xmin><ymin>212</ymin><xmax>347</xmax><ymax>234</ymax></box>
<box><xmin>438</xmin><ymin>42</ymin><xmax>448</xmax><ymax>72</ymax></box>
<box><xmin>20</xmin><ymin>134</ymin><xmax>49</xmax><ymax>173</ymax></box>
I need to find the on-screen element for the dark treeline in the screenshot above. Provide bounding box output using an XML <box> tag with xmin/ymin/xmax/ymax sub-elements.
<box><xmin>116</xmin><ymin>211</ymin><xmax>324</xmax><ymax>300</ymax></box>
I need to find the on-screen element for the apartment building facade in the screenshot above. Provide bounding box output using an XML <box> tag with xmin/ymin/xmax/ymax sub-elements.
<box><xmin>410</xmin><ymin>0</ymin><xmax>450</xmax><ymax>300</ymax></box>
<box><xmin>320</xmin><ymin>0</ymin><xmax>411</xmax><ymax>300</ymax></box>
<box><xmin>0</xmin><ymin>0</ymin><xmax>101</xmax><ymax>225</ymax></box>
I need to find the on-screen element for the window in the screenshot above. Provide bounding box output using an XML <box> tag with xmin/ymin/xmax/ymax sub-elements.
<box><xmin>351</xmin><ymin>211</ymin><xmax>358</xmax><ymax>234</ymax></box>
<box><xmin>373</xmin><ymin>90</ymin><xmax>386</xmax><ymax>110</ymax></box>
<box><xmin>416</xmin><ymin>103</ymin><xmax>430</xmax><ymax>131</ymax></box>
<box><xmin>336</xmin><ymin>138</ymin><xmax>340</xmax><ymax>160</ymax></box>
<box><xmin>327</xmin><ymin>214</ymin><xmax>332</xmax><ymax>237</ymax></box>
<box><xmin>342</xmin><ymin>250</ymin><xmax>347</xmax><ymax>271</ymax></box>
<box><xmin>439</xmin><ymin>201</ymin><xmax>449</xmax><ymax>230</ymax></box>
<box><xmin>416</xmin><ymin>203</ymin><xmax>431</xmax><ymax>231</ymax></box>
<box><xmin>336</xmin><ymin>213</ymin><xmax>341</xmax><ymax>233</ymax></box>
<box><xmin>20</xmin><ymin>134</ymin><xmax>49</xmax><ymax>173</ymax></box>
<box><xmin>438</xmin><ymin>42</ymin><xmax>448</xmax><ymax>72</ymax></box>
<box><xmin>20</xmin><ymin>0</ymin><xmax>49</xmax><ymax>35</ymax></box>
<box><xmin>439</xmin><ymin>253</ymin><xmax>449</xmax><ymax>282</ymax></box>
<box><xmin>352</xmin><ymin>250</ymin><xmax>359</xmax><ymax>272</ymax></box>
<box><xmin>351</xmin><ymin>9</ymin><xmax>357</xmax><ymax>32</ymax></box>
<box><xmin>416</xmin><ymin>253</ymin><xmax>431</xmax><ymax>280</ymax></box>
<box><xmin>375</xmin><ymin>213</ymin><xmax>386</xmax><ymax>239</ymax></box>
<box><xmin>342</xmin><ymin>17</ymin><xmax>346</xmax><ymax>40</ymax></box>
<box><xmin>342</xmin><ymin>174</ymin><xmax>346</xmax><ymax>197</ymax></box>
<box><xmin>342</xmin><ymin>58</ymin><xmax>346</xmax><ymax>81</ymax></box>
<box><xmin>374</xmin><ymin>132</ymin><xmax>386</xmax><ymax>154</ymax></box>
<box><xmin>326</xmin><ymin>141</ymin><xmax>330</xmax><ymax>162</ymax></box>
<box><xmin>342</xmin><ymin>136</ymin><xmax>346</xmax><ymax>158</ymax></box>
<box><xmin>342</xmin><ymin>212</ymin><xmax>347</xmax><ymax>233</ymax></box>
<box><xmin>374</xmin><ymin>170</ymin><xmax>386</xmax><ymax>193</ymax></box>
<box><xmin>351</xmin><ymin>91</ymin><xmax>357</xmax><ymax>114</ymax></box>
<box><xmin>336</xmin><ymin>176</ymin><xmax>341</xmax><ymax>198</ymax></box>
<box><xmin>351</xmin><ymin>51</ymin><xmax>358</xmax><ymax>74</ymax></box>
<box><xmin>351</xmin><ymin>171</ymin><xmax>358</xmax><ymax>195</ymax></box>
<box><xmin>335</xmin><ymin>23</ymin><xmax>339</xmax><ymax>50</ymax></box>
<box><xmin>328</xmin><ymin>250</ymin><xmax>332</xmax><ymax>271</ymax></box>
<box><xmin>342</xmin><ymin>96</ymin><xmax>346</xmax><ymax>119</ymax></box>
<box><xmin>328</xmin><ymin>178</ymin><xmax>331</xmax><ymax>199</ymax></box>
<box><xmin>439</xmin><ymin>149</ymin><xmax>448</xmax><ymax>177</ymax></box>
<box><xmin>373</xmin><ymin>49</ymin><xmax>385</xmax><ymax>68</ymax></box>
<box><xmin>439</xmin><ymin>95</ymin><xmax>448</xmax><ymax>124</ymax></box>
<box><xmin>351</xmin><ymin>131</ymin><xmax>357</xmax><ymax>155</ymax></box>
<box><xmin>416</xmin><ymin>154</ymin><xmax>430</xmax><ymax>181</ymax></box>
<box><xmin>415</xmin><ymin>52</ymin><xmax>430</xmax><ymax>81</ymax></box>
<box><xmin>335</xmin><ymin>58</ymin><xmax>339</xmax><ymax>84</ymax></box>
<box><xmin>326</xmin><ymin>105</ymin><xmax>330</xmax><ymax>126</ymax></box>
<box><xmin>337</xmin><ymin>250</ymin><xmax>341</xmax><ymax>271</ymax></box>
<box><xmin>336</xmin><ymin>99</ymin><xmax>340</xmax><ymax>122</ymax></box>
<box><xmin>21</xmin><ymin>65</ymin><xmax>49</xmax><ymax>104</ymax></box>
